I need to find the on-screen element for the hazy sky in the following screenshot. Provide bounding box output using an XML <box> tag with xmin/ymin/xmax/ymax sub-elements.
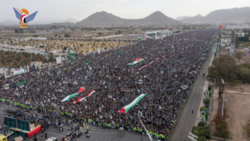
<box><xmin>1</xmin><ymin>0</ymin><xmax>249</xmax><ymax>22</ymax></box>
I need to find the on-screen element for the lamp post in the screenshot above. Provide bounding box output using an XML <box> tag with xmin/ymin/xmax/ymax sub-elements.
<box><xmin>207</xmin><ymin>78</ymin><xmax>216</xmax><ymax>111</ymax></box>
<box><xmin>138</xmin><ymin>111</ymin><xmax>152</xmax><ymax>141</ymax></box>
<box><xmin>221</xmin><ymin>79</ymin><xmax>225</xmax><ymax>121</ymax></box>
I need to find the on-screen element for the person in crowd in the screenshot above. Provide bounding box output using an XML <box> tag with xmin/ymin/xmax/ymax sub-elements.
<box><xmin>0</xmin><ymin>29</ymin><xmax>217</xmax><ymax>139</ymax></box>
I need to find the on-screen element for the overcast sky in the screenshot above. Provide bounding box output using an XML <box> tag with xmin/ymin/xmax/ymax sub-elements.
<box><xmin>1</xmin><ymin>0</ymin><xmax>249</xmax><ymax>22</ymax></box>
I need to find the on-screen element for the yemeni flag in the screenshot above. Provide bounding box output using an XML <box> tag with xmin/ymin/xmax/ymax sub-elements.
<box><xmin>128</xmin><ymin>58</ymin><xmax>144</xmax><ymax>66</ymax></box>
<box><xmin>87</xmin><ymin>90</ymin><xmax>95</xmax><ymax>97</ymax></box>
<box><xmin>117</xmin><ymin>94</ymin><xmax>146</xmax><ymax>114</ymax></box>
<box><xmin>156</xmin><ymin>58</ymin><xmax>161</xmax><ymax>61</ymax></box>
<box><xmin>61</xmin><ymin>93</ymin><xmax>78</xmax><ymax>102</ymax></box>
<box><xmin>71</xmin><ymin>101</ymin><xmax>77</xmax><ymax>104</ymax></box>
<box><xmin>78</xmin><ymin>87</ymin><xmax>86</xmax><ymax>93</ymax></box>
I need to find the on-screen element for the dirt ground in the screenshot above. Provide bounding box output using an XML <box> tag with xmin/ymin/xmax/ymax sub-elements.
<box><xmin>220</xmin><ymin>46</ymin><xmax>250</xmax><ymax>64</ymax></box>
<box><xmin>225</xmin><ymin>84</ymin><xmax>250</xmax><ymax>141</ymax></box>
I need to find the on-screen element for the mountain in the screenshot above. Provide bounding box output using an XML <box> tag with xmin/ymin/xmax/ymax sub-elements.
<box><xmin>0</xmin><ymin>19</ymin><xmax>18</xmax><ymax>25</ymax></box>
<box><xmin>60</xmin><ymin>18</ymin><xmax>78</xmax><ymax>23</ymax></box>
<box><xmin>181</xmin><ymin>7</ymin><xmax>250</xmax><ymax>23</ymax></box>
<box><xmin>175</xmin><ymin>16</ymin><xmax>191</xmax><ymax>21</ymax></box>
<box><xmin>76</xmin><ymin>11</ymin><xmax>181</xmax><ymax>27</ymax></box>
<box><xmin>181</xmin><ymin>14</ymin><xmax>204</xmax><ymax>23</ymax></box>
<box><xmin>48</xmin><ymin>22</ymin><xmax>75</xmax><ymax>26</ymax></box>
<box><xmin>31</xmin><ymin>18</ymin><xmax>78</xmax><ymax>25</ymax></box>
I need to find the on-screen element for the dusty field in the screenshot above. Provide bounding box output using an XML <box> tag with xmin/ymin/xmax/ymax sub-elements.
<box><xmin>220</xmin><ymin>47</ymin><xmax>250</xmax><ymax>64</ymax></box>
<box><xmin>0</xmin><ymin>39</ymin><xmax>130</xmax><ymax>54</ymax></box>
<box><xmin>225</xmin><ymin>84</ymin><xmax>250</xmax><ymax>141</ymax></box>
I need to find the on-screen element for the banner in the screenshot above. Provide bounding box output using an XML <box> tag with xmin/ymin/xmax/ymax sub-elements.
<box><xmin>56</xmin><ymin>57</ymin><xmax>62</xmax><ymax>64</ymax></box>
<box><xmin>11</xmin><ymin>69</ymin><xmax>27</xmax><ymax>76</ymax></box>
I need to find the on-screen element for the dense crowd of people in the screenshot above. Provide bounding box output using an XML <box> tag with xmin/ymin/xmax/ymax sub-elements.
<box><xmin>0</xmin><ymin>29</ymin><xmax>217</xmax><ymax>140</ymax></box>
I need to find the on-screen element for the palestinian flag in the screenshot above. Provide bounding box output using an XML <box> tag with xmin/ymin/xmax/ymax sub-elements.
<box><xmin>78</xmin><ymin>87</ymin><xmax>86</xmax><ymax>93</ymax></box>
<box><xmin>117</xmin><ymin>94</ymin><xmax>146</xmax><ymax>114</ymax></box>
<box><xmin>61</xmin><ymin>93</ymin><xmax>78</xmax><ymax>102</ymax></box>
<box><xmin>128</xmin><ymin>58</ymin><xmax>144</xmax><ymax>66</ymax></box>
<box><xmin>87</xmin><ymin>90</ymin><xmax>95</xmax><ymax>97</ymax></box>
<box><xmin>138</xmin><ymin>65</ymin><xmax>148</xmax><ymax>71</ymax></box>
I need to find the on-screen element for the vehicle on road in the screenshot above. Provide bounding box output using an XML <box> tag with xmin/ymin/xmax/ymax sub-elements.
<box><xmin>46</xmin><ymin>137</ymin><xmax>57</xmax><ymax>141</ymax></box>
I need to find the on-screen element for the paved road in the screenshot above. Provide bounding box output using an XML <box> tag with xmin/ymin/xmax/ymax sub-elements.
<box><xmin>170</xmin><ymin>47</ymin><xmax>214</xmax><ymax>141</ymax></box>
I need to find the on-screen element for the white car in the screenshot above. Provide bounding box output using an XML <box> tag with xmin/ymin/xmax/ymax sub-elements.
<box><xmin>46</xmin><ymin>137</ymin><xmax>57</xmax><ymax>141</ymax></box>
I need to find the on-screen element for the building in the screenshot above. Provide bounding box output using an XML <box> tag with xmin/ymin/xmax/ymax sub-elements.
<box><xmin>236</xmin><ymin>32</ymin><xmax>245</xmax><ymax>37</ymax></box>
<box><xmin>30</xmin><ymin>37</ymin><xmax>47</xmax><ymax>41</ymax></box>
<box><xmin>221</xmin><ymin>35</ymin><xmax>231</xmax><ymax>46</ymax></box>
<box><xmin>51</xmin><ymin>27</ymin><xmax>65</xmax><ymax>32</ymax></box>
<box><xmin>14</xmin><ymin>29</ymin><xmax>24</xmax><ymax>33</ymax></box>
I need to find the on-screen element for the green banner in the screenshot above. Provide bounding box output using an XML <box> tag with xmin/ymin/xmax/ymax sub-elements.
<box><xmin>16</xmin><ymin>81</ymin><xmax>27</xmax><ymax>86</ymax></box>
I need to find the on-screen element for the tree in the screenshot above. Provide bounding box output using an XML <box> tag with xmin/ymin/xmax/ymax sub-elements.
<box><xmin>207</xmin><ymin>55</ymin><xmax>240</xmax><ymax>86</ymax></box>
<box><xmin>234</xmin><ymin>51</ymin><xmax>244</xmax><ymax>62</ymax></box>
<box><xmin>48</xmin><ymin>53</ymin><xmax>55</xmax><ymax>62</ymax></box>
<box><xmin>64</xmin><ymin>34</ymin><xmax>70</xmax><ymax>38</ymax></box>
<box><xmin>235</xmin><ymin>34</ymin><xmax>240</xmax><ymax>48</ymax></box>
<box><xmin>239</xmin><ymin>64</ymin><xmax>250</xmax><ymax>84</ymax></box>
<box><xmin>192</xmin><ymin>126</ymin><xmax>211</xmax><ymax>140</ymax></box>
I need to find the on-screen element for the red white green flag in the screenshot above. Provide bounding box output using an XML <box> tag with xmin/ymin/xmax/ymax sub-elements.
<box><xmin>128</xmin><ymin>58</ymin><xmax>144</xmax><ymax>66</ymax></box>
<box><xmin>117</xmin><ymin>94</ymin><xmax>146</xmax><ymax>114</ymax></box>
<box><xmin>71</xmin><ymin>90</ymin><xmax>95</xmax><ymax>104</ymax></box>
<box><xmin>87</xmin><ymin>90</ymin><xmax>95</xmax><ymax>97</ymax></box>
<box><xmin>78</xmin><ymin>87</ymin><xmax>86</xmax><ymax>93</ymax></box>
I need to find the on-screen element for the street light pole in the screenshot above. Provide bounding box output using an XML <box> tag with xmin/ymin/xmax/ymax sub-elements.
<box><xmin>221</xmin><ymin>79</ymin><xmax>225</xmax><ymax>121</ymax></box>
<box><xmin>207</xmin><ymin>78</ymin><xmax>216</xmax><ymax>111</ymax></box>
<box><xmin>138</xmin><ymin>111</ymin><xmax>152</xmax><ymax>141</ymax></box>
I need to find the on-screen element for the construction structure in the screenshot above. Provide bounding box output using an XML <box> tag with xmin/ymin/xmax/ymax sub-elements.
<box><xmin>4</xmin><ymin>116</ymin><xmax>41</xmax><ymax>138</ymax></box>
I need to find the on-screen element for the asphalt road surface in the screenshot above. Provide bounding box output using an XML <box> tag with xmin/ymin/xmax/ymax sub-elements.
<box><xmin>170</xmin><ymin>47</ymin><xmax>214</xmax><ymax>141</ymax></box>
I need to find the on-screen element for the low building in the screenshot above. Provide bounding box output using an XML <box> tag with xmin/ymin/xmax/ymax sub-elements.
<box><xmin>236</xmin><ymin>32</ymin><xmax>245</xmax><ymax>37</ymax></box>
<box><xmin>221</xmin><ymin>35</ymin><xmax>231</xmax><ymax>46</ymax></box>
<box><xmin>30</xmin><ymin>37</ymin><xmax>47</xmax><ymax>40</ymax></box>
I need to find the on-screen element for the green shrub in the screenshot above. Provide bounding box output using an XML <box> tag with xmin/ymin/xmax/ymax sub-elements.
<box><xmin>200</xmin><ymin>107</ymin><xmax>208</xmax><ymax>111</ymax></box>
<box><xmin>208</xmin><ymin>85</ymin><xmax>211</xmax><ymax>91</ymax></box>
<box><xmin>197</xmin><ymin>136</ymin><xmax>206</xmax><ymax>141</ymax></box>
<box><xmin>192</xmin><ymin>126</ymin><xmax>211</xmax><ymax>139</ymax></box>
<box><xmin>205</xmin><ymin>104</ymin><xmax>209</xmax><ymax>108</ymax></box>
<box><xmin>198</xmin><ymin>121</ymin><xmax>205</xmax><ymax>127</ymax></box>
<box><xmin>203</xmin><ymin>99</ymin><xmax>210</xmax><ymax>105</ymax></box>
<box><xmin>205</xmin><ymin>113</ymin><xmax>208</xmax><ymax>120</ymax></box>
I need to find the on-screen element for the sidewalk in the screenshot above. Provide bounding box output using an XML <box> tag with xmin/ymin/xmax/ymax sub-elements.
<box><xmin>194</xmin><ymin>81</ymin><xmax>209</xmax><ymax>126</ymax></box>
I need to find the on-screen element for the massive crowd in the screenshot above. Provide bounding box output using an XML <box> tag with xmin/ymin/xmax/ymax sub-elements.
<box><xmin>0</xmin><ymin>29</ymin><xmax>217</xmax><ymax>140</ymax></box>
